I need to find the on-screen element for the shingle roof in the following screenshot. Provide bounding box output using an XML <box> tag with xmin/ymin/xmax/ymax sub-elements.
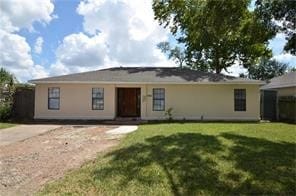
<box><xmin>261</xmin><ymin>72</ymin><xmax>296</xmax><ymax>90</ymax></box>
<box><xmin>30</xmin><ymin>67</ymin><xmax>263</xmax><ymax>84</ymax></box>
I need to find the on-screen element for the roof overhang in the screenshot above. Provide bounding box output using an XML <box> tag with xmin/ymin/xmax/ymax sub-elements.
<box><xmin>29</xmin><ymin>80</ymin><xmax>265</xmax><ymax>85</ymax></box>
<box><xmin>260</xmin><ymin>84</ymin><xmax>296</xmax><ymax>90</ymax></box>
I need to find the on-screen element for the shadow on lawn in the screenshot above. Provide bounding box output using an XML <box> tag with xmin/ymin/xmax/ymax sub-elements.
<box><xmin>93</xmin><ymin>133</ymin><xmax>296</xmax><ymax>195</ymax></box>
<box><xmin>221</xmin><ymin>133</ymin><xmax>296</xmax><ymax>195</ymax></box>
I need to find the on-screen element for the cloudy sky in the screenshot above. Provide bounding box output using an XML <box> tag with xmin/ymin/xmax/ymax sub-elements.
<box><xmin>0</xmin><ymin>0</ymin><xmax>295</xmax><ymax>82</ymax></box>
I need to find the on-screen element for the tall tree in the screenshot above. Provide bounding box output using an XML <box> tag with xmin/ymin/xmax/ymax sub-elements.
<box><xmin>157</xmin><ymin>42</ymin><xmax>186</xmax><ymax>68</ymax></box>
<box><xmin>255</xmin><ymin>0</ymin><xmax>296</xmax><ymax>54</ymax></box>
<box><xmin>0</xmin><ymin>67</ymin><xmax>15</xmax><ymax>92</ymax></box>
<box><xmin>0</xmin><ymin>67</ymin><xmax>16</xmax><ymax>101</ymax></box>
<box><xmin>153</xmin><ymin>0</ymin><xmax>275</xmax><ymax>73</ymax></box>
<box><xmin>288</xmin><ymin>67</ymin><xmax>296</xmax><ymax>72</ymax></box>
<box><xmin>0</xmin><ymin>67</ymin><xmax>16</xmax><ymax>121</ymax></box>
<box><xmin>248</xmin><ymin>58</ymin><xmax>288</xmax><ymax>80</ymax></box>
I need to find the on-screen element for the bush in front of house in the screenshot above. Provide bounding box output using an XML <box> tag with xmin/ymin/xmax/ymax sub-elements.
<box><xmin>0</xmin><ymin>67</ymin><xmax>16</xmax><ymax>121</ymax></box>
<box><xmin>0</xmin><ymin>102</ymin><xmax>12</xmax><ymax>121</ymax></box>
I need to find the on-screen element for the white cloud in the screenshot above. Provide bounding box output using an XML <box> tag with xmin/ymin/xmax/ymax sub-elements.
<box><xmin>56</xmin><ymin>33</ymin><xmax>108</xmax><ymax>68</ymax></box>
<box><xmin>49</xmin><ymin>62</ymin><xmax>70</xmax><ymax>76</ymax></box>
<box><xmin>75</xmin><ymin>0</ymin><xmax>172</xmax><ymax>65</ymax></box>
<box><xmin>47</xmin><ymin>0</ymin><xmax>175</xmax><ymax>77</ymax></box>
<box><xmin>0</xmin><ymin>0</ymin><xmax>54</xmax><ymax>32</ymax></box>
<box><xmin>268</xmin><ymin>33</ymin><xmax>296</xmax><ymax>67</ymax></box>
<box><xmin>273</xmin><ymin>53</ymin><xmax>296</xmax><ymax>67</ymax></box>
<box><xmin>48</xmin><ymin>33</ymin><xmax>106</xmax><ymax>75</ymax></box>
<box><xmin>0</xmin><ymin>30</ymin><xmax>48</xmax><ymax>81</ymax></box>
<box><xmin>30</xmin><ymin>64</ymin><xmax>48</xmax><ymax>79</ymax></box>
<box><xmin>222</xmin><ymin>62</ymin><xmax>248</xmax><ymax>77</ymax></box>
<box><xmin>0</xmin><ymin>30</ymin><xmax>33</xmax><ymax>69</ymax></box>
<box><xmin>0</xmin><ymin>0</ymin><xmax>55</xmax><ymax>82</ymax></box>
<box><xmin>34</xmin><ymin>36</ymin><xmax>44</xmax><ymax>54</ymax></box>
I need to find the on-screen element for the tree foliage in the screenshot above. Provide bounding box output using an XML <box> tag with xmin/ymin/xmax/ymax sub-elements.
<box><xmin>0</xmin><ymin>68</ymin><xmax>15</xmax><ymax>87</ymax></box>
<box><xmin>289</xmin><ymin>67</ymin><xmax>296</xmax><ymax>72</ymax></box>
<box><xmin>0</xmin><ymin>67</ymin><xmax>16</xmax><ymax>121</ymax></box>
<box><xmin>248</xmin><ymin>58</ymin><xmax>288</xmax><ymax>80</ymax></box>
<box><xmin>255</xmin><ymin>0</ymin><xmax>296</xmax><ymax>54</ymax></box>
<box><xmin>153</xmin><ymin>0</ymin><xmax>274</xmax><ymax>73</ymax></box>
<box><xmin>157</xmin><ymin>42</ymin><xmax>186</xmax><ymax>68</ymax></box>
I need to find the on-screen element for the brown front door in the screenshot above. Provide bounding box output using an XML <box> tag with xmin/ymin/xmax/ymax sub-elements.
<box><xmin>117</xmin><ymin>88</ymin><xmax>140</xmax><ymax>117</ymax></box>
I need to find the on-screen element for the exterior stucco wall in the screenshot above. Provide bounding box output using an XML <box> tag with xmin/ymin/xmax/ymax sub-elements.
<box><xmin>143</xmin><ymin>84</ymin><xmax>260</xmax><ymax>120</ymax></box>
<box><xmin>34</xmin><ymin>83</ymin><xmax>260</xmax><ymax>121</ymax></box>
<box><xmin>277</xmin><ymin>87</ymin><xmax>296</xmax><ymax>97</ymax></box>
<box><xmin>34</xmin><ymin>84</ymin><xmax>116</xmax><ymax>119</ymax></box>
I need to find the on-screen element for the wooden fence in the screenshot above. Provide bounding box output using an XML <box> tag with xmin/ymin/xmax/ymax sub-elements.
<box><xmin>12</xmin><ymin>87</ymin><xmax>35</xmax><ymax>120</ymax></box>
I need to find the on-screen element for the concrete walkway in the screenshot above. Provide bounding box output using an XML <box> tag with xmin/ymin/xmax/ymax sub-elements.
<box><xmin>0</xmin><ymin>125</ymin><xmax>61</xmax><ymax>146</ymax></box>
<box><xmin>106</xmin><ymin>125</ymin><xmax>138</xmax><ymax>135</ymax></box>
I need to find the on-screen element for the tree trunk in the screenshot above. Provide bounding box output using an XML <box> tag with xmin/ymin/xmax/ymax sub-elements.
<box><xmin>215</xmin><ymin>66</ymin><xmax>222</xmax><ymax>74</ymax></box>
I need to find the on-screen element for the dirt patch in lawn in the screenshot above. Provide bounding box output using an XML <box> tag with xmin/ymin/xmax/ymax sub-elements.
<box><xmin>0</xmin><ymin>125</ymin><xmax>119</xmax><ymax>196</ymax></box>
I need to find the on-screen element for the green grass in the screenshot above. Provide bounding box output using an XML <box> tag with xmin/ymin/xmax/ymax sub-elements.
<box><xmin>39</xmin><ymin>123</ymin><xmax>296</xmax><ymax>195</ymax></box>
<box><xmin>0</xmin><ymin>122</ymin><xmax>15</xmax><ymax>129</ymax></box>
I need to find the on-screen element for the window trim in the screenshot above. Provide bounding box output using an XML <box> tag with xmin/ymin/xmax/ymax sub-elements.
<box><xmin>48</xmin><ymin>87</ymin><xmax>60</xmax><ymax>110</ymax></box>
<box><xmin>92</xmin><ymin>88</ymin><xmax>104</xmax><ymax>110</ymax></box>
<box><xmin>152</xmin><ymin>88</ymin><xmax>165</xmax><ymax>111</ymax></box>
<box><xmin>234</xmin><ymin>89</ymin><xmax>246</xmax><ymax>112</ymax></box>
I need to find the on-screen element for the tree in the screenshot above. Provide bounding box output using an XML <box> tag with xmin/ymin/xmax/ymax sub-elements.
<box><xmin>288</xmin><ymin>66</ymin><xmax>296</xmax><ymax>72</ymax></box>
<box><xmin>0</xmin><ymin>68</ymin><xmax>15</xmax><ymax>86</ymax></box>
<box><xmin>152</xmin><ymin>0</ymin><xmax>274</xmax><ymax>73</ymax></box>
<box><xmin>248</xmin><ymin>58</ymin><xmax>288</xmax><ymax>80</ymax></box>
<box><xmin>255</xmin><ymin>0</ymin><xmax>296</xmax><ymax>54</ymax></box>
<box><xmin>0</xmin><ymin>67</ymin><xmax>16</xmax><ymax>121</ymax></box>
<box><xmin>157</xmin><ymin>42</ymin><xmax>186</xmax><ymax>68</ymax></box>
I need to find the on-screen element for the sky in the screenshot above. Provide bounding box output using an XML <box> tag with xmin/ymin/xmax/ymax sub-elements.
<box><xmin>0</xmin><ymin>0</ymin><xmax>295</xmax><ymax>82</ymax></box>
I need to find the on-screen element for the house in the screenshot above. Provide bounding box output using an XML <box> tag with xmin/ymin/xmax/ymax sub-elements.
<box><xmin>29</xmin><ymin>67</ymin><xmax>264</xmax><ymax>121</ymax></box>
<box><xmin>260</xmin><ymin>72</ymin><xmax>296</xmax><ymax>122</ymax></box>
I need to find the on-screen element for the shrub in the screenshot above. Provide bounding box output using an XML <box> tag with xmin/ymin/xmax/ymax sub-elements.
<box><xmin>0</xmin><ymin>102</ymin><xmax>12</xmax><ymax>121</ymax></box>
<box><xmin>165</xmin><ymin>107</ymin><xmax>173</xmax><ymax>121</ymax></box>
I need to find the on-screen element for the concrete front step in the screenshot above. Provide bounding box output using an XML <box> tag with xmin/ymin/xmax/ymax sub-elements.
<box><xmin>103</xmin><ymin>118</ymin><xmax>147</xmax><ymax>125</ymax></box>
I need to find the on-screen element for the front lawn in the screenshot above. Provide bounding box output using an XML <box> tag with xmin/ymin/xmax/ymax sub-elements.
<box><xmin>0</xmin><ymin>122</ymin><xmax>16</xmax><ymax>129</ymax></box>
<box><xmin>39</xmin><ymin>123</ymin><xmax>296</xmax><ymax>195</ymax></box>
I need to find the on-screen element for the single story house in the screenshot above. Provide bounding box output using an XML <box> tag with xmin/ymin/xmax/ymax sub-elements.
<box><xmin>29</xmin><ymin>67</ymin><xmax>264</xmax><ymax>121</ymax></box>
<box><xmin>260</xmin><ymin>72</ymin><xmax>296</xmax><ymax>122</ymax></box>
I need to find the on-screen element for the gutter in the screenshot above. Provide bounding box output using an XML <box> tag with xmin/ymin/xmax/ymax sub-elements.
<box><xmin>29</xmin><ymin>80</ymin><xmax>265</xmax><ymax>85</ymax></box>
<box><xmin>260</xmin><ymin>84</ymin><xmax>296</xmax><ymax>90</ymax></box>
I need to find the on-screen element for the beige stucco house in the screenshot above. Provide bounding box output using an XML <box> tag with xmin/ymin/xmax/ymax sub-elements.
<box><xmin>30</xmin><ymin>67</ymin><xmax>264</xmax><ymax>121</ymax></box>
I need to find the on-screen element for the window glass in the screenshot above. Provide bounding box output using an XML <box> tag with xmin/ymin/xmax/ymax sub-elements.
<box><xmin>92</xmin><ymin>88</ymin><xmax>104</xmax><ymax>110</ymax></box>
<box><xmin>153</xmin><ymin>88</ymin><xmax>165</xmax><ymax>111</ymax></box>
<box><xmin>234</xmin><ymin>89</ymin><xmax>246</xmax><ymax>111</ymax></box>
<box><xmin>49</xmin><ymin>98</ymin><xmax>59</xmax><ymax>109</ymax></box>
<box><xmin>92</xmin><ymin>88</ymin><xmax>104</xmax><ymax>98</ymax></box>
<box><xmin>48</xmin><ymin>87</ymin><xmax>60</xmax><ymax>110</ymax></box>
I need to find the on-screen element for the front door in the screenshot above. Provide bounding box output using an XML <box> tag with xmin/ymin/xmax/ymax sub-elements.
<box><xmin>117</xmin><ymin>88</ymin><xmax>140</xmax><ymax>117</ymax></box>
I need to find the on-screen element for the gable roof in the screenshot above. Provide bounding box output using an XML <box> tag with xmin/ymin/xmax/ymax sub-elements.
<box><xmin>30</xmin><ymin>67</ymin><xmax>263</xmax><ymax>84</ymax></box>
<box><xmin>261</xmin><ymin>72</ymin><xmax>296</xmax><ymax>90</ymax></box>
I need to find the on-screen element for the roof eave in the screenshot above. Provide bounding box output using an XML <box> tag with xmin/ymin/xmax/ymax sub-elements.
<box><xmin>260</xmin><ymin>84</ymin><xmax>296</xmax><ymax>90</ymax></box>
<box><xmin>29</xmin><ymin>80</ymin><xmax>264</xmax><ymax>85</ymax></box>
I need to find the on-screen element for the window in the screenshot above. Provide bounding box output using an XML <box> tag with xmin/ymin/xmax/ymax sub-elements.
<box><xmin>92</xmin><ymin>88</ymin><xmax>104</xmax><ymax>110</ymax></box>
<box><xmin>234</xmin><ymin>89</ymin><xmax>246</xmax><ymax>111</ymax></box>
<box><xmin>153</xmin><ymin>88</ymin><xmax>165</xmax><ymax>111</ymax></box>
<box><xmin>48</xmin><ymin>87</ymin><xmax>60</xmax><ymax>110</ymax></box>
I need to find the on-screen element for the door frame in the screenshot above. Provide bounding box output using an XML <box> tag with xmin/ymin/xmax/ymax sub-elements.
<box><xmin>116</xmin><ymin>88</ymin><xmax>141</xmax><ymax>117</ymax></box>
